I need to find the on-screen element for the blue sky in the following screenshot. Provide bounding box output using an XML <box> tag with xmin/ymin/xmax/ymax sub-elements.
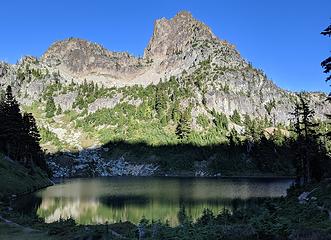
<box><xmin>0</xmin><ymin>0</ymin><xmax>330</xmax><ymax>92</ymax></box>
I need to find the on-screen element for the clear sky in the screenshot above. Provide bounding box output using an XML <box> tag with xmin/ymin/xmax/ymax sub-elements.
<box><xmin>0</xmin><ymin>0</ymin><xmax>330</xmax><ymax>92</ymax></box>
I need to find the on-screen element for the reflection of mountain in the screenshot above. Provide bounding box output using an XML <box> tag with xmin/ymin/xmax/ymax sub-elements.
<box><xmin>37</xmin><ymin>177</ymin><xmax>292</xmax><ymax>200</ymax></box>
<box><xmin>36</xmin><ymin>197</ymin><xmax>228</xmax><ymax>226</ymax></box>
<box><xmin>34</xmin><ymin>177</ymin><xmax>293</xmax><ymax>226</ymax></box>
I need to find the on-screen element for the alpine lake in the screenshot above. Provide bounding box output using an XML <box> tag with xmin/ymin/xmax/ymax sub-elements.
<box><xmin>14</xmin><ymin>177</ymin><xmax>294</xmax><ymax>226</ymax></box>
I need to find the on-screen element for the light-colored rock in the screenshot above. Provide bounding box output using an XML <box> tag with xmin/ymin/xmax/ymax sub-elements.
<box><xmin>88</xmin><ymin>94</ymin><xmax>122</xmax><ymax>113</ymax></box>
<box><xmin>54</xmin><ymin>91</ymin><xmax>78</xmax><ymax>111</ymax></box>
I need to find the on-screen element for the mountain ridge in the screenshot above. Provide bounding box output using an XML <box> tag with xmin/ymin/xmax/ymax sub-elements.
<box><xmin>0</xmin><ymin>11</ymin><xmax>329</xmax><ymax>153</ymax></box>
<box><xmin>0</xmin><ymin>10</ymin><xmax>329</xmax><ymax>177</ymax></box>
<box><xmin>35</xmin><ymin>11</ymin><xmax>247</xmax><ymax>87</ymax></box>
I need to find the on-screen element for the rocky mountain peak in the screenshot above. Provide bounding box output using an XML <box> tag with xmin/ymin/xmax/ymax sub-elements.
<box><xmin>41</xmin><ymin>37</ymin><xmax>143</xmax><ymax>80</ymax></box>
<box><xmin>144</xmin><ymin>10</ymin><xmax>217</xmax><ymax>61</ymax></box>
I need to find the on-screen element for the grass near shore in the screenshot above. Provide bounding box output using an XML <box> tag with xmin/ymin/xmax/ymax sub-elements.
<box><xmin>0</xmin><ymin>154</ymin><xmax>52</xmax><ymax>201</ymax></box>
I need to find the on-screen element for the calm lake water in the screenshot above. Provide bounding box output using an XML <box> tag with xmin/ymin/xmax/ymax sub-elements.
<box><xmin>17</xmin><ymin>177</ymin><xmax>293</xmax><ymax>226</ymax></box>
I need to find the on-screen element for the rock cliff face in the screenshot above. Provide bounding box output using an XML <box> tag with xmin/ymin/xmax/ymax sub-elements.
<box><xmin>0</xmin><ymin>10</ymin><xmax>329</xmax><ymax>155</ymax></box>
<box><xmin>144</xmin><ymin>11</ymin><xmax>216</xmax><ymax>63</ymax></box>
<box><xmin>41</xmin><ymin>38</ymin><xmax>147</xmax><ymax>84</ymax></box>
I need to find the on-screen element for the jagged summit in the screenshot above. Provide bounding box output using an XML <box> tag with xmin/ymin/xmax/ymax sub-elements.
<box><xmin>37</xmin><ymin>11</ymin><xmax>237</xmax><ymax>86</ymax></box>
<box><xmin>144</xmin><ymin>10</ymin><xmax>217</xmax><ymax>61</ymax></box>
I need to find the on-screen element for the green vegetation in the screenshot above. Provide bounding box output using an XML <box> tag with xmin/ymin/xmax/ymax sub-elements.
<box><xmin>212</xmin><ymin>109</ymin><xmax>228</xmax><ymax>133</ymax></box>
<box><xmin>175</xmin><ymin>109</ymin><xmax>192</xmax><ymax>139</ymax></box>
<box><xmin>291</xmin><ymin>94</ymin><xmax>328</xmax><ymax>184</ymax></box>
<box><xmin>39</xmin><ymin>127</ymin><xmax>63</xmax><ymax>148</ymax></box>
<box><xmin>0</xmin><ymin>153</ymin><xmax>51</xmax><ymax>200</ymax></box>
<box><xmin>33</xmin><ymin>72</ymin><xmax>331</xmax><ymax>176</ymax></box>
<box><xmin>45</xmin><ymin>96</ymin><xmax>56</xmax><ymax>118</ymax></box>
<box><xmin>0</xmin><ymin>86</ymin><xmax>47</xmax><ymax>171</ymax></box>
<box><xmin>230</xmin><ymin>109</ymin><xmax>241</xmax><ymax>125</ymax></box>
<box><xmin>0</xmin><ymin>86</ymin><xmax>50</xmax><ymax>200</ymax></box>
<box><xmin>264</xmin><ymin>99</ymin><xmax>276</xmax><ymax>115</ymax></box>
<box><xmin>138</xmin><ymin>185</ymin><xmax>331</xmax><ymax>240</ymax></box>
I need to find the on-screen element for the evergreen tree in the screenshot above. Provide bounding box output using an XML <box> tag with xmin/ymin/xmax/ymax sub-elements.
<box><xmin>177</xmin><ymin>205</ymin><xmax>188</xmax><ymax>226</ymax></box>
<box><xmin>320</xmin><ymin>23</ymin><xmax>331</xmax><ymax>142</ymax></box>
<box><xmin>244</xmin><ymin>117</ymin><xmax>263</xmax><ymax>142</ymax></box>
<box><xmin>271</xmin><ymin>128</ymin><xmax>285</xmax><ymax>146</ymax></box>
<box><xmin>212</xmin><ymin>109</ymin><xmax>228</xmax><ymax>132</ymax></box>
<box><xmin>230</xmin><ymin>110</ymin><xmax>241</xmax><ymax>124</ymax></box>
<box><xmin>154</xmin><ymin>85</ymin><xmax>166</xmax><ymax>116</ymax></box>
<box><xmin>45</xmin><ymin>95</ymin><xmax>56</xmax><ymax>118</ymax></box>
<box><xmin>56</xmin><ymin>104</ymin><xmax>62</xmax><ymax>115</ymax></box>
<box><xmin>176</xmin><ymin>110</ymin><xmax>191</xmax><ymax>139</ymax></box>
<box><xmin>82</xmin><ymin>79</ymin><xmax>88</xmax><ymax>92</ymax></box>
<box><xmin>0</xmin><ymin>86</ymin><xmax>23</xmax><ymax>160</ymax></box>
<box><xmin>0</xmin><ymin>86</ymin><xmax>47</xmax><ymax>171</ymax></box>
<box><xmin>94</xmin><ymin>82</ymin><xmax>99</xmax><ymax>94</ymax></box>
<box><xmin>321</xmin><ymin>24</ymin><xmax>331</xmax><ymax>82</ymax></box>
<box><xmin>171</xmin><ymin>100</ymin><xmax>180</xmax><ymax>122</ymax></box>
<box><xmin>227</xmin><ymin>128</ymin><xmax>240</xmax><ymax>146</ymax></box>
<box><xmin>0</xmin><ymin>89</ymin><xmax>5</xmax><ymax>100</ymax></box>
<box><xmin>22</xmin><ymin>113</ymin><xmax>46</xmax><ymax>170</ymax></box>
<box><xmin>291</xmin><ymin>94</ymin><xmax>323</xmax><ymax>184</ymax></box>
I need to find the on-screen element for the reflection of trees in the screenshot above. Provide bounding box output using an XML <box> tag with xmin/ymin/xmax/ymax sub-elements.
<box><xmin>36</xmin><ymin>197</ymin><xmax>230</xmax><ymax>226</ymax></box>
<box><xmin>100</xmin><ymin>195</ymin><xmax>149</xmax><ymax>208</ymax></box>
<box><xmin>34</xmin><ymin>178</ymin><xmax>292</xmax><ymax>226</ymax></box>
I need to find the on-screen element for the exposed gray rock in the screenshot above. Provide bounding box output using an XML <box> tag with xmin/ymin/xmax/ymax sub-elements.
<box><xmin>41</xmin><ymin>38</ymin><xmax>146</xmax><ymax>81</ymax></box>
<box><xmin>26</xmin><ymin>80</ymin><xmax>45</xmax><ymax>99</ymax></box>
<box><xmin>124</xmin><ymin>97</ymin><xmax>143</xmax><ymax>107</ymax></box>
<box><xmin>54</xmin><ymin>91</ymin><xmax>78</xmax><ymax>111</ymax></box>
<box><xmin>144</xmin><ymin>11</ymin><xmax>216</xmax><ymax>61</ymax></box>
<box><xmin>48</xmin><ymin>149</ymin><xmax>159</xmax><ymax>177</ymax></box>
<box><xmin>298</xmin><ymin>191</ymin><xmax>310</xmax><ymax>204</ymax></box>
<box><xmin>88</xmin><ymin>94</ymin><xmax>122</xmax><ymax>113</ymax></box>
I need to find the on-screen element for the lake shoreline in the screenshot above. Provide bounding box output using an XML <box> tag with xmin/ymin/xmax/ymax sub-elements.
<box><xmin>25</xmin><ymin>177</ymin><xmax>294</xmax><ymax>226</ymax></box>
<box><xmin>48</xmin><ymin>175</ymin><xmax>296</xmax><ymax>193</ymax></box>
<box><xmin>2</xmin><ymin>179</ymin><xmax>330</xmax><ymax>240</ymax></box>
<box><xmin>50</xmin><ymin>175</ymin><xmax>295</xmax><ymax>183</ymax></box>
<box><xmin>4</xmin><ymin>175</ymin><xmax>295</xmax><ymax>202</ymax></box>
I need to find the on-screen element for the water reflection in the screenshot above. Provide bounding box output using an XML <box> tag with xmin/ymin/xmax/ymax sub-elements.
<box><xmin>26</xmin><ymin>177</ymin><xmax>292</xmax><ymax>226</ymax></box>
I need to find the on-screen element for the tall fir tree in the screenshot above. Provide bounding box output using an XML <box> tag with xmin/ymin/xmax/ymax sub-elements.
<box><xmin>22</xmin><ymin>112</ymin><xmax>46</xmax><ymax>170</ymax></box>
<box><xmin>45</xmin><ymin>95</ymin><xmax>56</xmax><ymax>118</ymax></box>
<box><xmin>0</xmin><ymin>86</ymin><xmax>23</xmax><ymax>160</ymax></box>
<box><xmin>176</xmin><ymin>110</ymin><xmax>191</xmax><ymax>139</ymax></box>
<box><xmin>230</xmin><ymin>110</ymin><xmax>241</xmax><ymax>125</ymax></box>
<box><xmin>321</xmin><ymin>24</ymin><xmax>331</xmax><ymax>83</ymax></box>
<box><xmin>212</xmin><ymin>109</ymin><xmax>228</xmax><ymax>132</ymax></box>
<box><xmin>291</xmin><ymin>94</ymin><xmax>323</xmax><ymax>184</ymax></box>
<box><xmin>0</xmin><ymin>86</ymin><xmax>47</xmax><ymax>172</ymax></box>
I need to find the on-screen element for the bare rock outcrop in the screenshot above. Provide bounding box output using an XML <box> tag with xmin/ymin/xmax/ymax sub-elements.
<box><xmin>88</xmin><ymin>94</ymin><xmax>123</xmax><ymax>113</ymax></box>
<box><xmin>54</xmin><ymin>91</ymin><xmax>78</xmax><ymax>111</ymax></box>
<box><xmin>41</xmin><ymin>38</ymin><xmax>146</xmax><ymax>82</ymax></box>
